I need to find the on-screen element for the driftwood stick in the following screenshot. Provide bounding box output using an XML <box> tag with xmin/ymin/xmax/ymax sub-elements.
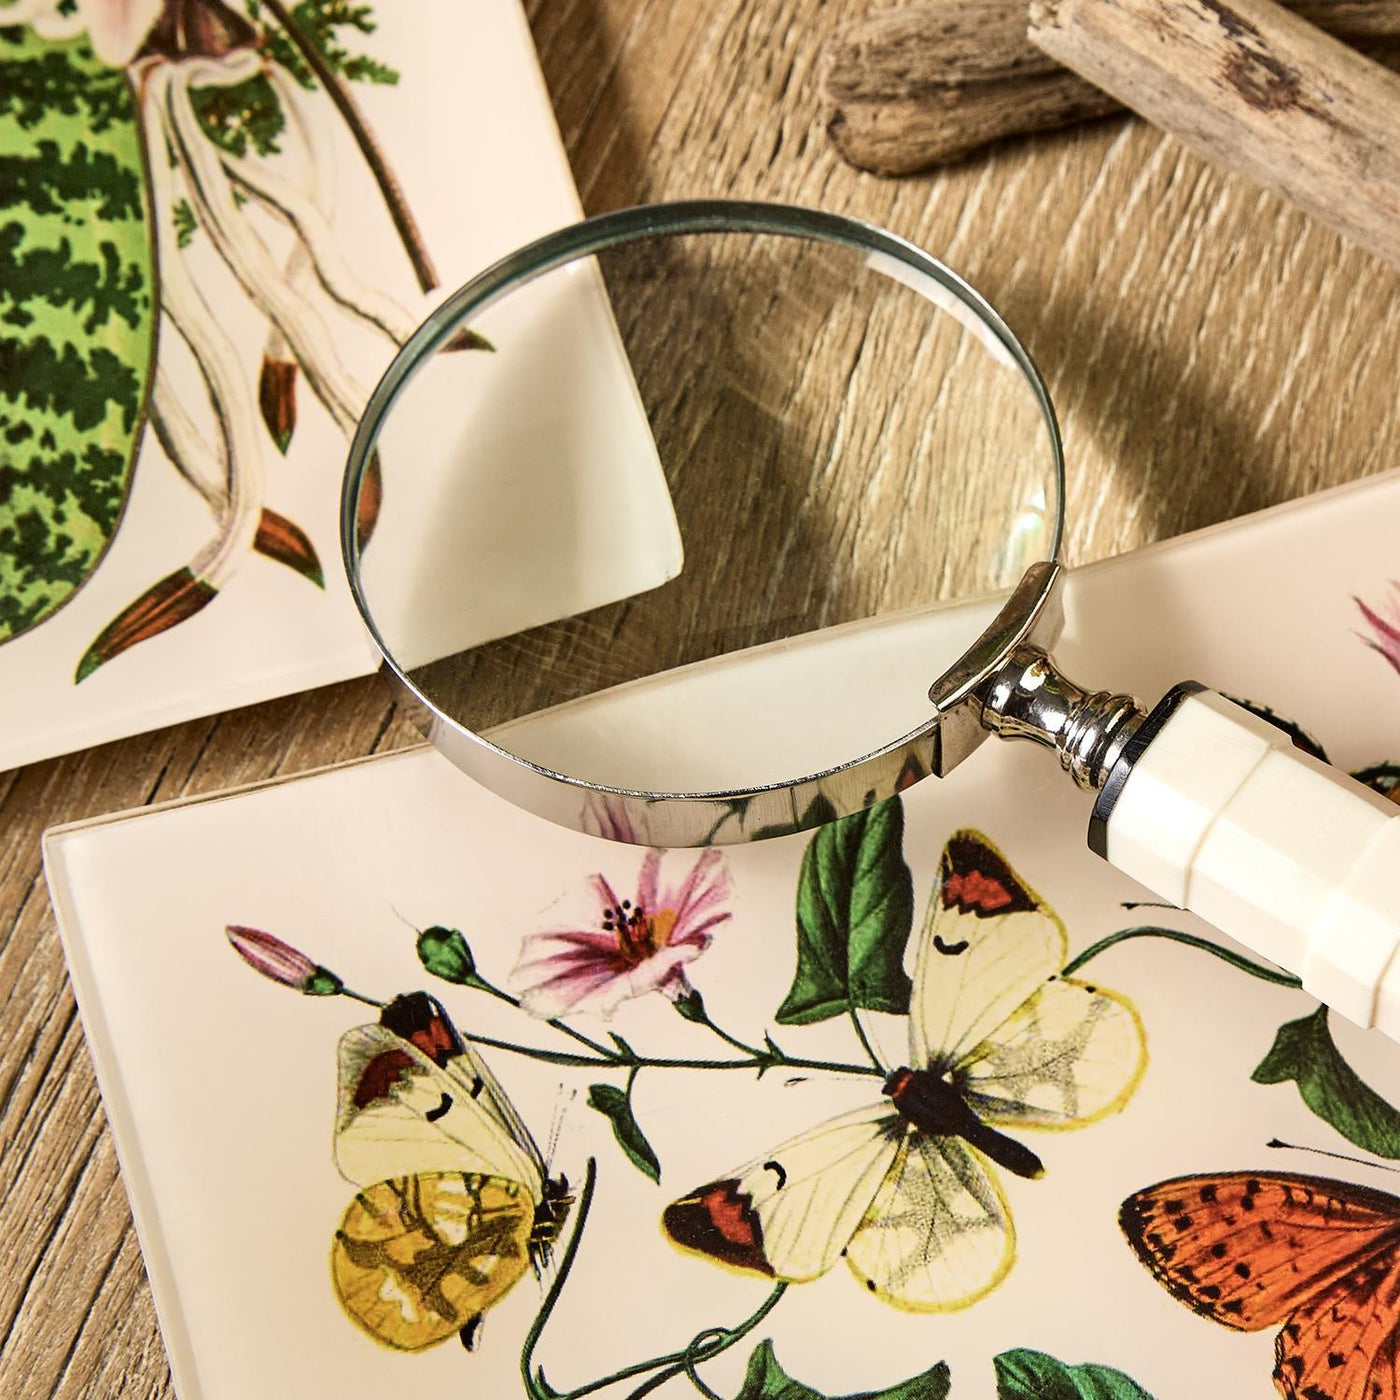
<box><xmin>822</xmin><ymin>0</ymin><xmax>1400</xmax><ymax>174</ymax></box>
<box><xmin>1029</xmin><ymin>0</ymin><xmax>1400</xmax><ymax>271</ymax></box>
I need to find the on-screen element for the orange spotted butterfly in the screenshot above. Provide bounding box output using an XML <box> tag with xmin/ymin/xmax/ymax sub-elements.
<box><xmin>1122</xmin><ymin>1171</ymin><xmax>1400</xmax><ymax>1400</ymax></box>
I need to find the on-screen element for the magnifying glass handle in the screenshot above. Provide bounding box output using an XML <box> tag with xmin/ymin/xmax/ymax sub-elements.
<box><xmin>1088</xmin><ymin>684</ymin><xmax>1400</xmax><ymax>1036</ymax></box>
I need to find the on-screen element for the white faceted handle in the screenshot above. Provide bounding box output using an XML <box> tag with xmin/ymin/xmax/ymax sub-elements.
<box><xmin>1091</xmin><ymin>687</ymin><xmax>1400</xmax><ymax>1034</ymax></box>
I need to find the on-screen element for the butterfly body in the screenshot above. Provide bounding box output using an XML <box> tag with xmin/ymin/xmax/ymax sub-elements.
<box><xmin>884</xmin><ymin>1067</ymin><xmax>1044</xmax><ymax>1180</ymax></box>
<box><xmin>664</xmin><ymin>830</ymin><xmax>1146</xmax><ymax>1311</ymax></box>
<box><xmin>1122</xmin><ymin>1170</ymin><xmax>1400</xmax><ymax>1400</ymax></box>
<box><xmin>331</xmin><ymin>992</ymin><xmax>568</xmax><ymax>1352</ymax></box>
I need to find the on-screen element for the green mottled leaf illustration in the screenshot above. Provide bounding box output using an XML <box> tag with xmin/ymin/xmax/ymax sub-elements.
<box><xmin>586</xmin><ymin>1082</ymin><xmax>660</xmax><ymax>1183</ymax></box>
<box><xmin>737</xmin><ymin>1339</ymin><xmax>950</xmax><ymax>1400</ymax></box>
<box><xmin>776</xmin><ymin>798</ymin><xmax>913</xmax><ymax>1025</ymax></box>
<box><xmin>994</xmin><ymin>1349</ymin><xmax>1156</xmax><ymax>1399</ymax></box>
<box><xmin>1252</xmin><ymin>1006</ymin><xmax>1400</xmax><ymax>1157</ymax></box>
<box><xmin>0</xmin><ymin>27</ymin><xmax>154</xmax><ymax>644</ymax></box>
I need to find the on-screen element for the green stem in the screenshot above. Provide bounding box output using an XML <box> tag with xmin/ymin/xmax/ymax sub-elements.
<box><xmin>338</xmin><ymin>986</ymin><xmax>384</xmax><ymax>1008</ymax></box>
<box><xmin>693</xmin><ymin>1005</ymin><xmax>763</xmax><ymax>1058</ymax></box>
<box><xmin>462</xmin><ymin>1028</ymin><xmax>885</xmax><ymax>1078</ymax></box>
<box><xmin>257</xmin><ymin>0</ymin><xmax>438</xmax><ymax>292</ymax></box>
<box><xmin>523</xmin><ymin>1169</ymin><xmax>787</xmax><ymax>1400</ymax></box>
<box><xmin>1063</xmin><ymin>925</ymin><xmax>1302</xmax><ymax>988</ymax></box>
<box><xmin>847</xmin><ymin>1002</ymin><xmax>884</xmax><ymax>1074</ymax></box>
<box><xmin>682</xmin><ymin>1333</ymin><xmax>728</xmax><ymax>1400</ymax></box>
<box><xmin>623</xmin><ymin>1284</ymin><xmax>789</xmax><ymax>1399</ymax></box>
<box><xmin>521</xmin><ymin>1157</ymin><xmax>598</xmax><ymax>1400</ymax></box>
<box><xmin>467</xmin><ymin>971</ymin><xmax>610</xmax><ymax>1056</ymax></box>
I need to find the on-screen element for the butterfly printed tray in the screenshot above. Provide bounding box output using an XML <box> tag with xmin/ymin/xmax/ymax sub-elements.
<box><xmin>44</xmin><ymin>470</ymin><xmax>1400</xmax><ymax>1400</ymax></box>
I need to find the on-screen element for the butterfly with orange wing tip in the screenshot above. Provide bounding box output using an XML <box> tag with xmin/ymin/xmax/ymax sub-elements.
<box><xmin>1123</xmin><ymin>1171</ymin><xmax>1400</xmax><ymax>1400</ymax></box>
<box><xmin>663</xmin><ymin>829</ymin><xmax>1148</xmax><ymax>1311</ymax></box>
<box><xmin>331</xmin><ymin>991</ymin><xmax>570</xmax><ymax>1352</ymax></box>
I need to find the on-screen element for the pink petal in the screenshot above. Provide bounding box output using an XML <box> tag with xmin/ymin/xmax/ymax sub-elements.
<box><xmin>510</xmin><ymin>929</ymin><xmax>618</xmax><ymax>979</ymax></box>
<box><xmin>225</xmin><ymin>924</ymin><xmax>316</xmax><ymax>988</ymax></box>
<box><xmin>636</xmin><ymin>849</ymin><xmax>662</xmax><ymax>916</ymax></box>
<box><xmin>513</xmin><ymin>945</ymin><xmax>621</xmax><ymax>979</ymax></box>
<box><xmin>568</xmin><ymin>944</ymin><xmax>705</xmax><ymax>1018</ymax></box>
<box><xmin>590</xmin><ymin>874</ymin><xmax>627</xmax><ymax>919</ymax></box>
<box><xmin>673</xmin><ymin>878</ymin><xmax>730</xmax><ymax>934</ymax></box>
<box><xmin>517</xmin><ymin>964</ymin><xmax>620</xmax><ymax>1019</ymax></box>
<box><xmin>1358</xmin><ymin>596</ymin><xmax>1400</xmax><ymax>645</ymax></box>
<box><xmin>667</xmin><ymin>849</ymin><xmax>729</xmax><ymax>931</ymax></box>
<box><xmin>671</xmin><ymin>912</ymin><xmax>729</xmax><ymax>948</ymax></box>
<box><xmin>621</xmin><ymin>943</ymin><xmax>707</xmax><ymax>1001</ymax></box>
<box><xmin>1357</xmin><ymin>594</ymin><xmax>1400</xmax><ymax>675</ymax></box>
<box><xmin>661</xmin><ymin>966</ymin><xmax>695</xmax><ymax>1001</ymax></box>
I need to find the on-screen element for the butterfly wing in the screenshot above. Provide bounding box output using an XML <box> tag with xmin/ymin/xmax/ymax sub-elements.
<box><xmin>1121</xmin><ymin>1173</ymin><xmax>1400</xmax><ymax>1332</ymax></box>
<box><xmin>910</xmin><ymin>830</ymin><xmax>1065</xmax><ymax>1072</ymax></box>
<box><xmin>959</xmin><ymin>975</ymin><xmax>1146</xmax><ymax>1129</ymax></box>
<box><xmin>844</xmin><ymin>1132</ymin><xmax>1013</xmax><ymax>1311</ymax></box>
<box><xmin>332</xmin><ymin>1171</ymin><xmax>536</xmax><ymax>1352</ymax></box>
<box><xmin>334</xmin><ymin>1024</ymin><xmax>542</xmax><ymax>1200</ymax></box>
<box><xmin>1272</xmin><ymin>1247</ymin><xmax>1400</xmax><ymax>1400</ymax></box>
<box><xmin>457</xmin><ymin>1038</ymin><xmax>548</xmax><ymax>1181</ymax></box>
<box><xmin>663</xmin><ymin>1102</ymin><xmax>903</xmax><ymax>1281</ymax></box>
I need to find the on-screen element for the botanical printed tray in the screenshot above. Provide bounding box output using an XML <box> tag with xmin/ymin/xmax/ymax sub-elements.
<box><xmin>0</xmin><ymin>0</ymin><xmax>667</xmax><ymax>770</ymax></box>
<box><xmin>44</xmin><ymin>470</ymin><xmax>1400</xmax><ymax>1400</ymax></box>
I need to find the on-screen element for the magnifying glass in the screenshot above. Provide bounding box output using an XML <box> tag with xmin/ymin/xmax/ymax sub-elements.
<box><xmin>342</xmin><ymin>200</ymin><xmax>1400</xmax><ymax>1042</ymax></box>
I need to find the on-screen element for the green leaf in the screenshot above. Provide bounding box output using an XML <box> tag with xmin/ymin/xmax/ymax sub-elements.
<box><xmin>993</xmin><ymin>1349</ymin><xmax>1156</xmax><ymax>1399</ymax></box>
<box><xmin>1252</xmin><ymin>1007</ymin><xmax>1400</xmax><ymax>1157</ymax></box>
<box><xmin>737</xmin><ymin>1339</ymin><xmax>950</xmax><ymax>1400</ymax></box>
<box><xmin>586</xmin><ymin>1083</ymin><xmax>660</xmax><ymax>1183</ymax></box>
<box><xmin>415</xmin><ymin>926</ymin><xmax>480</xmax><ymax>986</ymax></box>
<box><xmin>776</xmin><ymin>798</ymin><xmax>913</xmax><ymax>1025</ymax></box>
<box><xmin>0</xmin><ymin>29</ymin><xmax>154</xmax><ymax>643</ymax></box>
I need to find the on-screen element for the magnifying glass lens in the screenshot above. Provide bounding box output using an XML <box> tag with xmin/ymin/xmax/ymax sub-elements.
<box><xmin>350</xmin><ymin>211</ymin><xmax>1063</xmax><ymax>795</ymax></box>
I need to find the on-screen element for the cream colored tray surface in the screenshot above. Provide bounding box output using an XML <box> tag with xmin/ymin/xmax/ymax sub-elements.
<box><xmin>45</xmin><ymin>471</ymin><xmax>1400</xmax><ymax>1400</ymax></box>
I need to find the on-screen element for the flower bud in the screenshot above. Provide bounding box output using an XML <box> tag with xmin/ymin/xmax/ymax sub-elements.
<box><xmin>416</xmin><ymin>926</ymin><xmax>479</xmax><ymax>985</ymax></box>
<box><xmin>226</xmin><ymin>924</ymin><xmax>343</xmax><ymax>995</ymax></box>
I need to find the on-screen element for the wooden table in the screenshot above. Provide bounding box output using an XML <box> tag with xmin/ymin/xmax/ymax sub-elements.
<box><xmin>3</xmin><ymin>0</ymin><xmax>1399</xmax><ymax>1394</ymax></box>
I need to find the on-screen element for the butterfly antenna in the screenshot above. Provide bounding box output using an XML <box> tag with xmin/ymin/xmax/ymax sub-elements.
<box><xmin>1267</xmin><ymin>1137</ymin><xmax>1400</xmax><ymax>1175</ymax></box>
<box><xmin>787</xmin><ymin>1072</ymin><xmax>881</xmax><ymax>1088</ymax></box>
<box><xmin>545</xmin><ymin>1086</ymin><xmax>576</xmax><ymax>1171</ymax></box>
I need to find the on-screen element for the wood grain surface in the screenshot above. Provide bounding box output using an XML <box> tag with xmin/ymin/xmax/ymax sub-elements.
<box><xmin>3</xmin><ymin>0</ymin><xmax>1400</xmax><ymax>1394</ymax></box>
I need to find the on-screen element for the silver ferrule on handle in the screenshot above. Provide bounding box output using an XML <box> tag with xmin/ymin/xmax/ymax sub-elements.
<box><xmin>975</xmin><ymin>645</ymin><xmax>1146</xmax><ymax>791</ymax></box>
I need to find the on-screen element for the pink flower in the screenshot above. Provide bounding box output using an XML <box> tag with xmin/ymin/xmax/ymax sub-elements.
<box><xmin>511</xmin><ymin>851</ymin><xmax>731</xmax><ymax>1018</ymax></box>
<box><xmin>1357</xmin><ymin>583</ymin><xmax>1400</xmax><ymax>678</ymax></box>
